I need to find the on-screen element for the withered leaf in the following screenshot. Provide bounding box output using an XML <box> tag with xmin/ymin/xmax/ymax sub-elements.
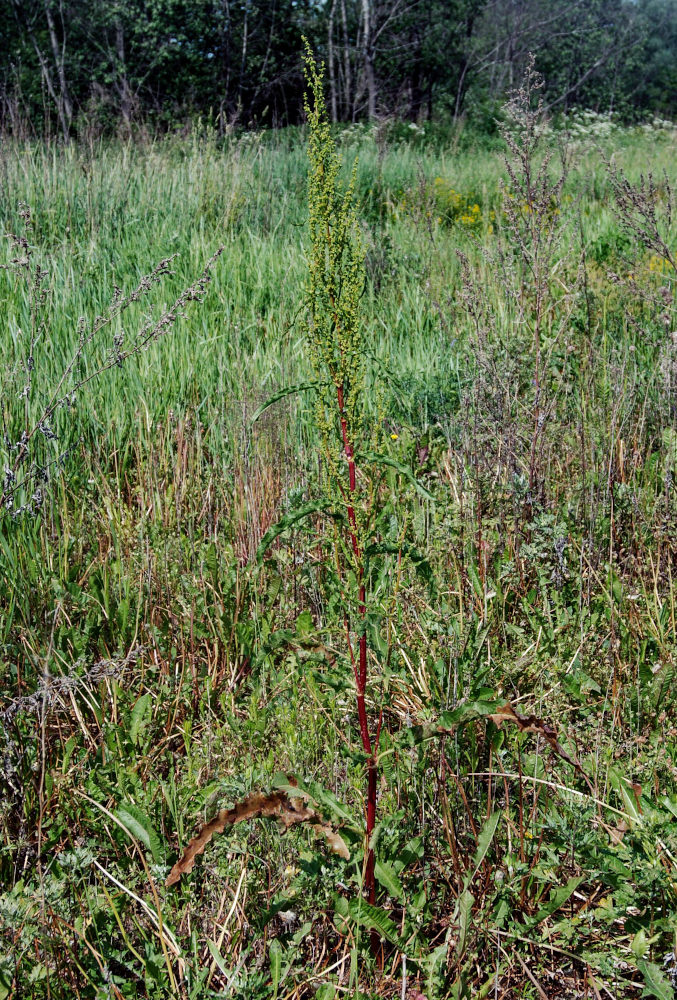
<box><xmin>608</xmin><ymin>819</ymin><xmax>629</xmax><ymax>845</ymax></box>
<box><xmin>166</xmin><ymin>787</ymin><xmax>349</xmax><ymax>887</ymax></box>
<box><xmin>489</xmin><ymin>701</ymin><xmax>593</xmax><ymax>792</ymax></box>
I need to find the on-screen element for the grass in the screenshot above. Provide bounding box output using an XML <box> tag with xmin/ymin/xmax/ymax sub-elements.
<box><xmin>0</xmin><ymin>116</ymin><xmax>676</xmax><ymax>999</ymax></box>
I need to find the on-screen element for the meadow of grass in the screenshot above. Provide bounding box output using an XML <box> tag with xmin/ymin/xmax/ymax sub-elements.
<box><xmin>0</xmin><ymin>112</ymin><xmax>676</xmax><ymax>999</ymax></box>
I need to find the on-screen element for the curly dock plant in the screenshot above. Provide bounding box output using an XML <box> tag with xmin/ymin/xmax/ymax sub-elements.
<box><xmin>303</xmin><ymin>44</ymin><xmax>378</xmax><ymax>908</ymax></box>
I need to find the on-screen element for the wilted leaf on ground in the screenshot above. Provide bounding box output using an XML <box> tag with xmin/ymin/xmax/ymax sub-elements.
<box><xmin>166</xmin><ymin>784</ymin><xmax>349</xmax><ymax>886</ymax></box>
<box><xmin>489</xmin><ymin>701</ymin><xmax>591</xmax><ymax>786</ymax></box>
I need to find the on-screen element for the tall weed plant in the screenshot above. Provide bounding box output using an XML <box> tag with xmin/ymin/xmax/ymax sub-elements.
<box><xmin>303</xmin><ymin>44</ymin><xmax>380</xmax><ymax>911</ymax></box>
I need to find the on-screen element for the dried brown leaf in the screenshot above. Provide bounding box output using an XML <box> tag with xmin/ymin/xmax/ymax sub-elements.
<box><xmin>311</xmin><ymin>823</ymin><xmax>350</xmax><ymax>859</ymax></box>
<box><xmin>608</xmin><ymin>819</ymin><xmax>629</xmax><ymax>845</ymax></box>
<box><xmin>489</xmin><ymin>701</ymin><xmax>594</xmax><ymax>792</ymax></box>
<box><xmin>166</xmin><ymin>787</ymin><xmax>349</xmax><ymax>887</ymax></box>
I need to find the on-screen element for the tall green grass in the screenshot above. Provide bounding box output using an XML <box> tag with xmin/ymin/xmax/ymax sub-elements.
<box><xmin>1</xmin><ymin>127</ymin><xmax>672</xmax><ymax>465</ymax></box>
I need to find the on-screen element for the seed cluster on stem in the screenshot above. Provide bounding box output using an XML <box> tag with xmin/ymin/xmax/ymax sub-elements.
<box><xmin>303</xmin><ymin>42</ymin><xmax>378</xmax><ymax>910</ymax></box>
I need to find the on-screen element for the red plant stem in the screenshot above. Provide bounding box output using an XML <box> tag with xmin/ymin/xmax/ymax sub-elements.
<box><xmin>336</xmin><ymin>383</ymin><xmax>376</xmax><ymax>908</ymax></box>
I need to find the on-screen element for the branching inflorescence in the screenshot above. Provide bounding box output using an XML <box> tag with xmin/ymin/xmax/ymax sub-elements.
<box><xmin>303</xmin><ymin>43</ymin><xmax>379</xmax><ymax>912</ymax></box>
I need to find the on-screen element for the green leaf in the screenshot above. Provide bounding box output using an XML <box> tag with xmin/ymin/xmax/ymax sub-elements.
<box><xmin>359</xmin><ymin>451</ymin><xmax>435</xmax><ymax>501</ymax></box>
<box><xmin>661</xmin><ymin>795</ymin><xmax>677</xmax><ymax>819</ymax></box>
<box><xmin>632</xmin><ymin>930</ymin><xmax>649</xmax><ymax>960</ymax></box>
<box><xmin>467</xmin><ymin>562</ymin><xmax>483</xmax><ymax>601</ymax></box>
<box><xmin>256</xmin><ymin>499</ymin><xmax>333</xmax><ymax>563</ymax></box>
<box><xmin>364</xmin><ymin>540</ymin><xmax>434</xmax><ymax>591</ymax></box>
<box><xmin>374</xmin><ymin>860</ymin><xmax>404</xmax><ymax>902</ymax></box>
<box><xmin>465</xmin><ymin>811</ymin><xmax>500</xmax><ymax>888</ymax></box>
<box><xmin>378</xmin><ymin>728</ymin><xmax>395</xmax><ymax>788</ymax></box>
<box><xmin>315</xmin><ymin>986</ymin><xmax>336</xmax><ymax>1000</ymax></box>
<box><xmin>439</xmin><ymin>697</ymin><xmax>501</xmax><ymax>728</ymax></box>
<box><xmin>425</xmin><ymin>938</ymin><xmax>450</xmax><ymax>997</ymax></box>
<box><xmin>450</xmin><ymin>813</ymin><xmax>498</xmax><ymax>951</ymax></box>
<box><xmin>250</xmin><ymin>381</ymin><xmax>321</xmax><ymax>425</ymax></box>
<box><xmin>399</xmin><ymin>836</ymin><xmax>424</xmax><ymax>867</ymax></box>
<box><xmin>130</xmin><ymin>692</ymin><xmax>151</xmax><ymax>747</ymax></box>
<box><xmin>269</xmin><ymin>938</ymin><xmax>283</xmax><ymax>999</ymax></box>
<box><xmin>292</xmin><ymin>922</ymin><xmax>312</xmax><ymax>946</ymax></box>
<box><xmin>295</xmin><ymin>609</ymin><xmax>314</xmax><ymax>637</ymax></box>
<box><xmin>636</xmin><ymin>960</ymin><xmax>675</xmax><ymax>1000</ymax></box>
<box><xmin>271</xmin><ymin>774</ymin><xmax>356</xmax><ymax>827</ymax></box>
<box><xmin>456</xmin><ymin>889</ymin><xmax>474</xmax><ymax>958</ymax></box>
<box><xmin>523</xmin><ymin>876</ymin><xmax>584</xmax><ymax>930</ymax></box>
<box><xmin>561</xmin><ymin>670</ymin><xmax>602</xmax><ymax>702</ymax></box>
<box><xmin>607</xmin><ymin>766</ymin><xmax>643</xmax><ymax>825</ymax></box>
<box><xmin>116</xmin><ymin>802</ymin><xmax>162</xmax><ymax>863</ymax></box>
<box><xmin>207</xmin><ymin>939</ymin><xmax>230</xmax><ymax>977</ymax></box>
<box><xmin>662</xmin><ymin>427</ymin><xmax>677</xmax><ymax>468</ymax></box>
<box><xmin>347</xmin><ymin>899</ymin><xmax>406</xmax><ymax>952</ymax></box>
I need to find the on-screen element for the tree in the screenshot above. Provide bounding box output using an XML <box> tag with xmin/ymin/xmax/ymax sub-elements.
<box><xmin>9</xmin><ymin>0</ymin><xmax>77</xmax><ymax>140</ymax></box>
<box><xmin>0</xmin><ymin>0</ymin><xmax>673</xmax><ymax>136</ymax></box>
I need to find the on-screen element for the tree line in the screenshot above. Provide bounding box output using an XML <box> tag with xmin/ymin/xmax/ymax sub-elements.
<box><xmin>1</xmin><ymin>0</ymin><xmax>675</xmax><ymax>140</ymax></box>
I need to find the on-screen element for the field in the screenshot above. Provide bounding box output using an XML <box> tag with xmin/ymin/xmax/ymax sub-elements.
<box><xmin>1</xmin><ymin>106</ymin><xmax>676</xmax><ymax>999</ymax></box>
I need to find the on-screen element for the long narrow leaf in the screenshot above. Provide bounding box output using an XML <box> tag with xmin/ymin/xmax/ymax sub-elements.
<box><xmin>456</xmin><ymin>889</ymin><xmax>474</xmax><ymax>958</ymax></box>
<box><xmin>116</xmin><ymin>803</ymin><xmax>163</xmax><ymax>863</ymax></box>
<box><xmin>359</xmin><ymin>451</ymin><xmax>435</xmax><ymax>501</ymax></box>
<box><xmin>250</xmin><ymin>381</ymin><xmax>322</xmax><ymax>426</ymax></box>
<box><xmin>269</xmin><ymin>939</ymin><xmax>282</xmax><ymax>1000</ymax></box>
<box><xmin>465</xmin><ymin>811</ymin><xmax>501</xmax><ymax>888</ymax></box>
<box><xmin>523</xmin><ymin>875</ymin><xmax>584</xmax><ymax>930</ymax></box>
<box><xmin>255</xmin><ymin>499</ymin><xmax>333</xmax><ymax>563</ymax></box>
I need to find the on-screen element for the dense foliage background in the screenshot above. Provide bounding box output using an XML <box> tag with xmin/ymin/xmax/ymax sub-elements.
<box><xmin>1</xmin><ymin>0</ymin><xmax>676</xmax><ymax>138</ymax></box>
